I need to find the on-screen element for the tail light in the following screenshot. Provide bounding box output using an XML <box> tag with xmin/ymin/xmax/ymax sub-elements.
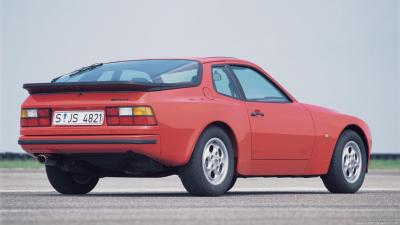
<box><xmin>106</xmin><ymin>106</ymin><xmax>157</xmax><ymax>126</ymax></box>
<box><xmin>21</xmin><ymin>108</ymin><xmax>51</xmax><ymax>127</ymax></box>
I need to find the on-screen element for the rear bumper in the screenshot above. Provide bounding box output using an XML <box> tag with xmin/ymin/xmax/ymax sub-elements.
<box><xmin>18</xmin><ymin>135</ymin><xmax>161</xmax><ymax>161</ymax></box>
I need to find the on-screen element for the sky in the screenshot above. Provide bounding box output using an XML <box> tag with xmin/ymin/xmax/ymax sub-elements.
<box><xmin>0</xmin><ymin>0</ymin><xmax>399</xmax><ymax>153</ymax></box>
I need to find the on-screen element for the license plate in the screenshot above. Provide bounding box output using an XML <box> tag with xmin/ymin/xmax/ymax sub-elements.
<box><xmin>53</xmin><ymin>111</ymin><xmax>104</xmax><ymax>126</ymax></box>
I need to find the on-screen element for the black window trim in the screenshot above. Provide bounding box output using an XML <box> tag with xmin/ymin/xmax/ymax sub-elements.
<box><xmin>226</xmin><ymin>64</ymin><xmax>293</xmax><ymax>103</ymax></box>
<box><xmin>211</xmin><ymin>64</ymin><xmax>245</xmax><ymax>100</ymax></box>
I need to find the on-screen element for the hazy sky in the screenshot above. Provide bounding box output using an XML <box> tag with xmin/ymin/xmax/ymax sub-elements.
<box><xmin>0</xmin><ymin>0</ymin><xmax>399</xmax><ymax>153</ymax></box>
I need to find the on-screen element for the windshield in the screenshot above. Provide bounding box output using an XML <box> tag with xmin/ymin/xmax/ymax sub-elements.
<box><xmin>54</xmin><ymin>60</ymin><xmax>201</xmax><ymax>85</ymax></box>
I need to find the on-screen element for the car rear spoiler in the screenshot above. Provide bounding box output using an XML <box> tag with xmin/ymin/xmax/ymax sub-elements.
<box><xmin>23</xmin><ymin>81</ymin><xmax>194</xmax><ymax>94</ymax></box>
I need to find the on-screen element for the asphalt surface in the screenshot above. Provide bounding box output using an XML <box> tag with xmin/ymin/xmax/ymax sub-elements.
<box><xmin>1</xmin><ymin>169</ymin><xmax>400</xmax><ymax>225</ymax></box>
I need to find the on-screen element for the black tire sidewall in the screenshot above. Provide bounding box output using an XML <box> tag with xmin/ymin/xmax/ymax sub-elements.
<box><xmin>227</xmin><ymin>175</ymin><xmax>238</xmax><ymax>192</ymax></box>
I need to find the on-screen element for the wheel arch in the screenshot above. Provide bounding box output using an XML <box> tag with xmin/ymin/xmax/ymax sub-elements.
<box><xmin>340</xmin><ymin>124</ymin><xmax>370</xmax><ymax>169</ymax></box>
<box><xmin>202</xmin><ymin>121</ymin><xmax>238</xmax><ymax>158</ymax></box>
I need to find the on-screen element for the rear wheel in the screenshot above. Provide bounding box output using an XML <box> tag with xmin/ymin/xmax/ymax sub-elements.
<box><xmin>46</xmin><ymin>166</ymin><xmax>98</xmax><ymax>194</ymax></box>
<box><xmin>227</xmin><ymin>175</ymin><xmax>237</xmax><ymax>192</ymax></box>
<box><xmin>179</xmin><ymin>126</ymin><xmax>235</xmax><ymax>196</ymax></box>
<box><xmin>321</xmin><ymin>130</ymin><xmax>367</xmax><ymax>193</ymax></box>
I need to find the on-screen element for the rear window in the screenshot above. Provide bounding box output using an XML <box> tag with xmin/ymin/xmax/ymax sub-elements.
<box><xmin>54</xmin><ymin>60</ymin><xmax>200</xmax><ymax>85</ymax></box>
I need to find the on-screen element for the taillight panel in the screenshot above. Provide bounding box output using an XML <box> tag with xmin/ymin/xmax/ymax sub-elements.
<box><xmin>106</xmin><ymin>106</ymin><xmax>157</xmax><ymax>126</ymax></box>
<box><xmin>21</xmin><ymin>106</ymin><xmax>157</xmax><ymax>127</ymax></box>
<box><xmin>21</xmin><ymin>108</ymin><xmax>51</xmax><ymax>127</ymax></box>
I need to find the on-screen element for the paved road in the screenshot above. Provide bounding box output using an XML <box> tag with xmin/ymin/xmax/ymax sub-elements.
<box><xmin>1</xmin><ymin>169</ymin><xmax>400</xmax><ymax>225</ymax></box>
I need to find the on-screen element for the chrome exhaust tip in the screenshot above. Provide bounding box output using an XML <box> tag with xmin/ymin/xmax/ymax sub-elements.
<box><xmin>37</xmin><ymin>155</ymin><xmax>47</xmax><ymax>164</ymax></box>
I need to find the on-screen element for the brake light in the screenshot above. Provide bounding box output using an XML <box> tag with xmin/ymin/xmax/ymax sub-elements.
<box><xmin>106</xmin><ymin>106</ymin><xmax>157</xmax><ymax>126</ymax></box>
<box><xmin>21</xmin><ymin>108</ymin><xmax>51</xmax><ymax>127</ymax></box>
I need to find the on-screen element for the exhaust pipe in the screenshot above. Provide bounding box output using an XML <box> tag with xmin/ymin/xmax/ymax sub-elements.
<box><xmin>36</xmin><ymin>154</ymin><xmax>58</xmax><ymax>166</ymax></box>
<box><xmin>36</xmin><ymin>155</ymin><xmax>47</xmax><ymax>164</ymax></box>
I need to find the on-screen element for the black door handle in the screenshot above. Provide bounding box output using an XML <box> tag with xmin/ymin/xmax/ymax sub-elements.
<box><xmin>250</xmin><ymin>110</ymin><xmax>264</xmax><ymax>117</ymax></box>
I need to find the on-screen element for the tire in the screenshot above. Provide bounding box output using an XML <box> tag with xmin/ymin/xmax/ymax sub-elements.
<box><xmin>46</xmin><ymin>165</ymin><xmax>99</xmax><ymax>195</ymax></box>
<box><xmin>179</xmin><ymin>126</ymin><xmax>235</xmax><ymax>196</ymax></box>
<box><xmin>321</xmin><ymin>130</ymin><xmax>367</xmax><ymax>193</ymax></box>
<box><xmin>227</xmin><ymin>175</ymin><xmax>237</xmax><ymax>192</ymax></box>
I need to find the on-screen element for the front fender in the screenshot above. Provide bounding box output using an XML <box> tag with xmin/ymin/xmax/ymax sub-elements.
<box><xmin>303</xmin><ymin>104</ymin><xmax>372</xmax><ymax>174</ymax></box>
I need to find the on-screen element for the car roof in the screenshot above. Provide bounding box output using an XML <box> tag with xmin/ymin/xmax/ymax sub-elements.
<box><xmin>192</xmin><ymin>57</ymin><xmax>238</xmax><ymax>63</ymax></box>
<box><xmin>171</xmin><ymin>57</ymin><xmax>251</xmax><ymax>64</ymax></box>
<box><xmin>106</xmin><ymin>57</ymin><xmax>251</xmax><ymax>65</ymax></box>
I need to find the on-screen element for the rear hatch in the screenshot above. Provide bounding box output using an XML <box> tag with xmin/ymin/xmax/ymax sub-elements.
<box><xmin>20</xmin><ymin>59</ymin><xmax>201</xmax><ymax>136</ymax></box>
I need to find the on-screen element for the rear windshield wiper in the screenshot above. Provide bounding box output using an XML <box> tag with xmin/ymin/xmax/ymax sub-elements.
<box><xmin>51</xmin><ymin>63</ymin><xmax>103</xmax><ymax>83</ymax></box>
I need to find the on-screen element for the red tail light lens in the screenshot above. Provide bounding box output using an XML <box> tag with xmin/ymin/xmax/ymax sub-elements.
<box><xmin>106</xmin><ymin>106</ymin><xmax>157</xmax><ymax>126</ymax></box>
<box><xmin>133</xmin><ymin>116</ymin><xmax>157</xmax><ymax>125</ymax></box>
<box><xmin>38</xmin><ymin>109</ymin><xmax>50</xmax><ymax>117</ymax></box>
<box><xmin>21</xmin><ymin>108</ymin><xmax>51</xmax><ymax>127</ymax></box>
<box><xmin>106</xmin><ymin>107</ymin><xmax>119</xmax><ymax>116</ymax></box>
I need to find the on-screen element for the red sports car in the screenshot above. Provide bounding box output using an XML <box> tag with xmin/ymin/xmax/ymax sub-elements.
<box><xmin>19</xmin><ymin>57</ymin><xmax>372</xmax><ymax>196</ymax></box>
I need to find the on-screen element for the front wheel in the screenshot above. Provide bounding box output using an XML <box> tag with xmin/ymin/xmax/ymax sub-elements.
<box><xmin>179</xmin><ymin>126</ymin><xmax>235</xmax><ymax>196</ymax></box>
<box><xmin>46</xmin><ymin>166</ymin><xmax>99</xmax><ymax>195</ymax></box>
<box><xmin>321</xmin><ymin>130</ymin><xmax>367</xmax><ymax>193</ymax></box>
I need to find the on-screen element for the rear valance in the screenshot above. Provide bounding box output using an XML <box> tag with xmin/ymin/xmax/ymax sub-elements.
<box><xmin>23</xmin><ymin>81</ymin><xmax>194</xmax><ymax>94</ymax></box>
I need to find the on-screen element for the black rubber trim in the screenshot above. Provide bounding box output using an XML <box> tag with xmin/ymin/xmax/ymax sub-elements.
<box><xmin>23</xmin><ymin>82</ymin><xmax>197</xmax><ymax>94</ymax></box>
<box><xmin>18</xmin><ymin>139</ymin><xmax>157</xmax><ymax>145</ymax></box>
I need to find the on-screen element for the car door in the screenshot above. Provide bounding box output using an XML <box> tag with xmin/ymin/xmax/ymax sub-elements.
<box><xmin>229</xmin><ymin>65</ymin><xmax>315</xmax><ymax>160</ymax></box>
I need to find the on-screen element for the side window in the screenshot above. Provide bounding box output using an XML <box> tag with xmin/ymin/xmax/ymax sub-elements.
<box><xmin>231</xmin><ymin>66</ymin><xmax>289</xmax><ymax>102</ymax></box>
<box><xmin>212</xmin><ymin>67</ymin><xmax>239</xmax><ymax>99</ymax></box>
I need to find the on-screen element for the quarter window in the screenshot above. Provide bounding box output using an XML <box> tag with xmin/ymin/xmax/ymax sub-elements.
<box><xmin>212</xmin><ymin>67</ymin><xmax>239</xmax><ymax>99</ymax></box>
<box><xmin>231</xmin><ymin>66</ymin><xmax>289</xmax><ymax>102</ymax></box>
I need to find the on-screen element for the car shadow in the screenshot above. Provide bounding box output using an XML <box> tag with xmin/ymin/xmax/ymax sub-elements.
<box><xmin>33</xmin><ymin>190</ymin><xmax>336</xmax><ymax>198</ymax></box>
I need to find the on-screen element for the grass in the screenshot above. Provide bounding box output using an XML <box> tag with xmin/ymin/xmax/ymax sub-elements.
<box><xmin>0</xmin><ymin>159</ymin><xmax>44</xmax><ymax>169</ymax></box>
<box><xmin>0</xmin><ymin>159</ymin><xmax>399</xmax><ymax>170</ymax></box>
<box><xmin>369</xmin><ymin>160</ymin><xmax>400</xmax><ymax>170</ymax></box>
